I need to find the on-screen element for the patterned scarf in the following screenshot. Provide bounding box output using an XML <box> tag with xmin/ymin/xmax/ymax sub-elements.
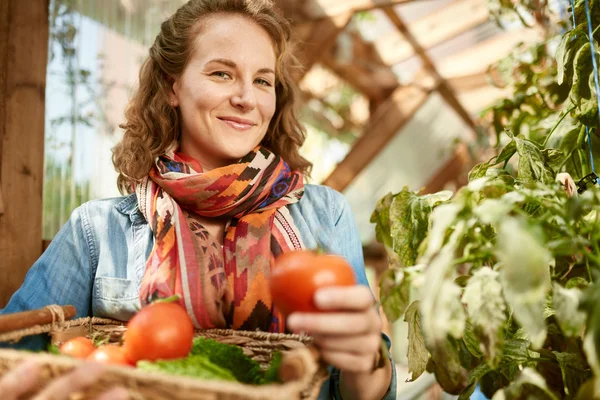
<box><xmin>136</xmin><ymin>146</ymin><xmax>305</xmax><ymax>332</ymax></box>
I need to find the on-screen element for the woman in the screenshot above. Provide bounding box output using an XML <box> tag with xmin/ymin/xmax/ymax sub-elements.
<box><xmin>0</xmin><ymin>0</ymin><xmax>395</xmax><ymax>399</ymax></box>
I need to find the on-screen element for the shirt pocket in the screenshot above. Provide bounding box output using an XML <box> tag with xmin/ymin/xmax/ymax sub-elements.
<box><xmin>93</xmin><ymin>276</ymin><xmax>140</xmax><ymax>321</ymax></box>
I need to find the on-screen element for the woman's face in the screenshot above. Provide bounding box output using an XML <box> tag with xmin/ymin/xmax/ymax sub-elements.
<box><xmin>171</xmin><ymin>14</ymin><xmax>277</xmax><ymax>170</ymax></box>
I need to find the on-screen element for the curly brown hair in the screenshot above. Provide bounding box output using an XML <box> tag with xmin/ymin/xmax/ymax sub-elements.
<box><xmin>112</xmin><ymin>0</ymin><xmax>312</xmax><ymax>194</ymax></box>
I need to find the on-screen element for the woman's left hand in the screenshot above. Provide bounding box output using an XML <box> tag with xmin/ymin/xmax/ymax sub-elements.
<box><xmin>286</xmin><ymin>285</ymin><xmax>383</xmax><ymax>374</ymax></box>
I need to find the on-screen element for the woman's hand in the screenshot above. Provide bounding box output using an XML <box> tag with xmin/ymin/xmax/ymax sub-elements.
<box><xmin>0</xmin><ymin>359</ymin><xmax>129</xmax><ymax>400</ymax></box>
<box><xmin>287</xmin><ymin>285</ymin><xmax>383</xmax><ymax>374</ymax></box>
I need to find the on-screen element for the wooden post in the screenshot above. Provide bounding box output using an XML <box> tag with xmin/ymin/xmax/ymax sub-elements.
<box><xmin>0</xmin><ymin>0</ymin><xmax>49</xmax><ymax>307</ymax></box>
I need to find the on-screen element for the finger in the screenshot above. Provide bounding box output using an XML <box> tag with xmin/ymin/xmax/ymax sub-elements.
<box><xmin>96</xmin><ymin>387</ymin><xmax>129</xmax><ymax>400</ymax></box>
<box><xmin>288</xmin><ymin>310</ymin><xmax>381</xmax><ymax>336</ymax></box>
<box><xmin>0</xmin><ymin>360</ymin><xmax>41</xmax><ymax>400</ymax></box>
<box><xmin>314</xmin><ymin>286</ymin><xmax>374</xmax><ymax>311</ymax></box>
<box><xmin>32</xmin><ymin>362</ymin><xmax>104</xmax><ymax>400</ymax></box>
<box><xmin>320</xmin><ymin>349</ymin><xmax>375</xmax><ymax>374</ymax></box>
<box><xmin>312</xmin><ymin>333</ymin><xmax>381</xmax><ymax>356</ymax></box>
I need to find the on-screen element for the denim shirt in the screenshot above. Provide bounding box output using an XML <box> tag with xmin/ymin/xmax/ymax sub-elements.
<box><xmin>1</xmin><ymin>184</ymin><xmax>396</xmax><ymax>399</ymax></box>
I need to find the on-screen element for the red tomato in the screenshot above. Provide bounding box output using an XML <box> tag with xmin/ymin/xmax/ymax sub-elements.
<box><xmin>270</xmin><ymin>250</ymin><xmax>357</xmax><ymax>315</ymax></box>
<box><xmin>123</xmin><ymin>302</ymin><xmax>194</xmax><ymax>363</ymax></box>
<box><xmin>59</xmin><ymin>337</ymin><xmax>96</xmax><ymax>359</ymax></box>
<box><xmin>87</xmin><ymin>345</ymin><xmax>132</xmax><ymax>366</ymax></box>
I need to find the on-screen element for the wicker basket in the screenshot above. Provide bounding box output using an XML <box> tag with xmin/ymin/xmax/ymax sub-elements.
<box><xmin>0</xmin><ymin>310</ymin><xmax>329</xmax><ymax>400</ymax></box>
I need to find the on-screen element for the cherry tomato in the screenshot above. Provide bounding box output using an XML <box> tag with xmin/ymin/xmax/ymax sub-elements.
<box><xmin>270</xmin><ymin>250</ymin><xmax>357</xmax><ymax>315</ymax></box>
<box><xmin>87</xmin><ymin>345</ymin><xmax>132</xmax><ymax>366</ymax></box>
<box><xmin>59</xmin><ymin>337</ymin><xmax>96</xmax><ymax>359</ymax></box>
<box><xmin>123</xmin><ymin>302</ymin><xmax>194</xmax><ymax>363</ymax></box>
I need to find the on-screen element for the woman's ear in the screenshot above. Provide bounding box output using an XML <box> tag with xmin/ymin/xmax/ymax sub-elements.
<box><xmin>170</xmin><ymin>78</ymin><xmax>180</xmax><ymax>107</ymax></box>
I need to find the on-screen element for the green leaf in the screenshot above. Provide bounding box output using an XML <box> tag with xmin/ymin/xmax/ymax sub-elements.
<box><xmin>462</xmin><ymin>267</ymin><xmax>507</xmax><ymax>366</ymax></box>
<box><xmin>458</xmin><ymin>363</ymin><xmax>493</xmax><ymax>400</ymax></box>
<box><xmin>389</xmin><ymin>188</ymin><xmax>452</xmax><ymax>267</ymax></box>
<box><xmin>514</xmin><ymin>136</ymin><xmax>555</xmax><ymax>183</ymax></box>
<box><xmin>553</xmin><ymin>351</ymin><xmax>590</xmax><ymax>396</ymax></box>
<box><xmin>496</xmin><ymin>218</ymin><xmax>551</xmax><ymax>348</ymax></box>
<box><xmin>404</xmin><ymin>300</ymin><xmax>429</xmax><ymax>382</ymax></box>
<box><xmin>463</xmin><ymin>322</ymin><xmax>484</xmax><ymax>358</ymax></box>
<box><xmin>137</xmin><ymin>354</ymin><xmax>238</xmax><ymax>382</ymax></box>
<box><xmin>500</xmin><ymin>338</ymin><xmax>531</xmax><ymax>366</ymax></box>
<box><xmin>420</xmin><ymin>202</ymin><xmax>462</xmax><ymax>264</ymax></box>
<box><xmin>552</xmin><ymin>283</ymin><xmax>587</xmax><ymax>337</ymax></box>
<box><xmin>491</xmin><ymin>368</ymin><xmax>559</xmax><ymax>400</ymax></box>
<box><xmin>473</xmin><ymin>199</ymin><xmax>513</xmax><ymax>225</ymax></box>
<box><xmin>431</xmin><ymin>337</ymin><xmax>468</xmax><ymax>395</ymax></box>
<box><xmin>370</xmin><ymin>193</ymin><xmax>394</xmax><ymax>249</ymax></box>
<box><xmin>379</xmin><ymin>269</ymin><xmax>410</xmax><ymax>322</ymax></box>
<box><xmin>542</xmin><ymin>149</ymin><xmax>564</xmax><ymax>173</ymax></box>
<box><xmin>468</xmin><ymin>140</ymin><xmax>517</xmax><ymax>181</ymax></box>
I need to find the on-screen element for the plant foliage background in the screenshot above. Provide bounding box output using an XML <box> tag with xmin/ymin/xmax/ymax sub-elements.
<box><xmin>372</xmin><ymin>1</ymin><xmax>600</xmax><ymax>398</ymax></box>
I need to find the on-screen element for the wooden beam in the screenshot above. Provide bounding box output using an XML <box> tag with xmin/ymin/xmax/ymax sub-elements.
<box><xmin>422</xmin><ymin>145</ymin><xmax>470</xmax><ymax>194</ymax></box>
<box><xmin>322</xmin><ymin>85</ymin><xmax>431</xmax><ymax>191</ymax></box>
<box><xmin>291</xmin><ymin>13</ymin><xmax>352</xmax><ymax>82</ymax></box>
<box><xmin>375</xmin><ymin>0</ymin><xmax>490</xmax><ymax>66</ymax></box>
<box><xmin>279</xmin><ymin>0</ymin><xmax>417</xmax><ymax>22</ymax></box>
<box><xmin>383</xmin><ymin>7</ymin><xmax>478</xmax><ymax>136</ymax></box>
<box><xmin>435</xmin><ymin>27</ymin><xmax>543</xmax><ymax>78</ymax></box>
<box><xmin>0</xmin><ymin>0</ymin><xmax>49</xmax><ymax>307</ymax></box>
<box><xmin>320</xmin><ymin>29</ymin><xmax>399</xmax><ymax>102</ymax></box>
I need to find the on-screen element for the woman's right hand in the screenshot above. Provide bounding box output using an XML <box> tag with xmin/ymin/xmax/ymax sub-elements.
<box><xmin>0</xmin><ymin>359</ymin><xmax>129</xmax><ymax>400</ymax></box>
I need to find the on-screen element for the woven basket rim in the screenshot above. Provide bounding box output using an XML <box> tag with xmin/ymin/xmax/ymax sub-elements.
<box><xmin>0</xmin><ymin>347</ymin><xmax>321</xmax><ymax>399</ymax></box>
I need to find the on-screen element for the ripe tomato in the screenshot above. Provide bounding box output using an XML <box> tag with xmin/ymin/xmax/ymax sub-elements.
<box><xmin>123</xmin><ymin>302</ymin><xmax>194</xmax><ymax>363</ymax></box>
<box><xmin>59</xmin><ymin>337</ymin><xmax>96</xmax><ymax>359</ymax></box>
<box><xmin>270</xmin><ymin>250</ymin><xmax>356</xmax><ymax>315</ymax></box>
<box><xmin>87</xmin><ymin>345</ymin><xmax>132</xmax><ymax>366</ymax></box>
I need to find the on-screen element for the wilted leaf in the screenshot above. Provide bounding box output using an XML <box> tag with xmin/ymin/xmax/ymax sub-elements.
<box><xmin>462</xmin><ymin>267</ymin><xmax>507</xmax><ymax>366</ymax></box>
<box><xmin>553</xmin><ymin>283</ymin><xmax>586</xmax><ymax>337</ymax></box>
<box><xmin>496</xmin><ymin>218</ymin><xmax>551</xmax><ymax>348</ymax></box>
<box><xmin>404</xmin><ymin>300</ymin><xmax>428</xmax><ymax>382</ymax></box>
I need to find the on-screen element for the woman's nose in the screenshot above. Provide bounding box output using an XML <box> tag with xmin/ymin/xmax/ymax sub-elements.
<box><xmin>230</xmin><ymin>81</ymin><xmax>257</xmax><ymax>111</ymax></box>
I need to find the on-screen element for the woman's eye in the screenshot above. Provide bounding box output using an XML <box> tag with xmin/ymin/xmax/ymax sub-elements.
<box><xmin>255</xmin><ymin>78</ymin><xmax>273</xmax><ymax>87</ymax></box>
<box><xmin>212</xmin><ymin>71</ymin><xmax>231</xmax><ymax>79</ymax></box>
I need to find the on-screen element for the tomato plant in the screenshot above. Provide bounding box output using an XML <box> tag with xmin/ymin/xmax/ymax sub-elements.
<box><xmin>124</xmin><ymin>302</ymin><xmax>194</xmax><ymax>363</ymax></box>
<box><xmin>59</xmin><ymin>337</ymin><xmax>96</xmax><ymax>359</ymax></box>
<box><xmin>87</xmin><ymin>345</ymin><xmax>132</xmax><ymax>366</ymax></box>
<box><xmin>270</xmin><ymin>250</ymin><xmax>356</xmax><ymax>315</ymax></box>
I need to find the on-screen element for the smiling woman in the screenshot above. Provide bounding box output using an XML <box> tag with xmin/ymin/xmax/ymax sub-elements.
<box><xmin>0</xmin><ymin>1</ymin><xmax>396</xmax><ymax>399</ymax></box>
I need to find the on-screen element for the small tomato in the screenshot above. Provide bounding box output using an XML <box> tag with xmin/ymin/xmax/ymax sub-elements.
<box><xmin>87</xmin><ymin>345</ymin><xmax>132</xmax><ymax>366</ymax></box>
<box><xmin>270</xmin><ymin>250</ymin><xmax>356</xmax><ymax>315</ymax></box>
<box><xmin>59</xmin><ymin>337</ymin><xmax>96</xmax><ymax>359</ymax></box>
<box><xmin>124</xmin><ymin>302</ymin><xmax>194</xmax><ymax>363</ymax></box>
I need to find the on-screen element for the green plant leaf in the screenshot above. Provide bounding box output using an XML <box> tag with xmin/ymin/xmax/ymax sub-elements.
<box><xmin>462</xmin><ymin>267</ymin><xmax>507</xmax><ymax>366</ymax></box>
<box><xmin>491</xmin><ymin>368</ymin><xmax>559</xmax><ymax>400</ymax></box>
<box><xmin>552</xmin><ymin>283</ymin><xmax>587</xmax><ymax>337</ymax></box>
<box><xmin>389</xmin><ymin>188</ymin><xmax>452</xmax><ymax>267</ymax></box>
<box><xmin>430</xmin><ymin>337</ymin><xmax>468</xmax><ymax>395</ymax></box>
<box><xmin>370</xmin><ymin>192</ymin><xmax>394</xmax><ymax>249</ymax></box>
<box><xmin>496</xmin><ymin>218</ymin><xmax>551</xmax><ymax>348</ymax></box>
<box><xmin>458</xmin><ymin>363</ymin><xmax>493</xmax><ymax>400</ymax></box>
<box><xmin>514</xmin><ymin>136</ymin><xmax>555</xmax><ymax>183</ymax></box>
<box><xmin>379</xmin><ymin>269</ymin><xmax>410</xmax><ymax>322</ymax></box>
<box><xmin>404</xmin><ymin>300</ymin><xmax>429</xmax><ymax>382</ymax></box>
<box><xmin>553</xmin><ymin>351</ymin><xmax>590</xmax><ymax>396</ymax></box>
